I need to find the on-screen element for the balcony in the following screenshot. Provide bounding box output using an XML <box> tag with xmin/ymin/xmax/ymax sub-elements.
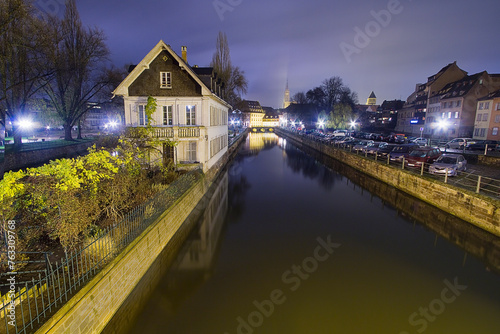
<box><xmin>125</xmin><ymin>126</ymin><xmax>202</xmax><ymax>139</ymax></box>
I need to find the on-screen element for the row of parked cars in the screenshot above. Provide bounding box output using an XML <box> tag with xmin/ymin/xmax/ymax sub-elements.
<box><xmin>337</xmin><ymin>138</ymin><xmax>467</xmax><ymax>177</ymax></box>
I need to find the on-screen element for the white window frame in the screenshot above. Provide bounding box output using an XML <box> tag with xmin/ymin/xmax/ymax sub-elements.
<box><xmin>138</xmin><ymin>105</ymin><xmax>147</xmax><ymax>126</ymax></box>
<box><xmin>163</xmin><ymin>105</ymin><xmax>173</xmax><ymax>125</ymax></box>
<box><xmin>186</xmin><ymin>105</ymin><xmax>196</xmax><ymax>125</ymax></box>
<box><xmin>187</xmin><ymin>141</ymin><xmax>197</xmax><ymax>161</ymax></box>
<box><xmin>160</xmin><ymin>72</ymin><xmax>172</xmax><ymax>89</ymax></box>
<box><xmin>492</xmin><ymin>127</ymin><xmax>499</xmax><ymax>136</ymax></box>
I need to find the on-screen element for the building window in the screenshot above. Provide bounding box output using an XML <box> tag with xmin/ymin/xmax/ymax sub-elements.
<box><xmin>138</xmin><ymin>105</ymin><xmax>147</xmax><ymax>126</ymax></box>
<box><xmin>496</xmin><ymin>103</ymin><xmax>500</xmax><ymax>111</ymax></box>
<box><xmin>187</xmin><ymin>141</ymin><xmax>197</xmax><ymax>161</ymax></box>
<box><xmin>482</xmin><ymin>113</ymin><xmax>488</xmax><ymax>122</ymax></box>
<box><xmin>495</xmin><ymin>115</ymin><xmax>500</xmax><ymax>123</ymax></box>
<box><xmin>476</xmin><ymin>113</ymin><xmax>482</xmax><ymax>121</ymax></box>
<box><xmin>485</xmin><ymin>102</ymin><xmax>490</xmax><ymax>110</ymax></box>
<box><xmin>448</xmin><ymin>111</ymin><xmax>452</xmax><ymax>118</ymax></box>
<box><xmin>160</xmin><ymin>72</ymin><xmax>172</xmax><ymax>88</ymax></box>
<box><xmin>493</xmin><ymin>127</ymin><xmax>499</xmax><ymax>136</ymax></box>
<box><xmin>454</xmin><ymin>111</ymin><xmax>459</xmax><ymax>118</ymax></box>
<box><xmin>480</xmin><ymin>128</ymin><xmax>486</xmax><ymax>137</ymax></box>
<box><xmin>163</xmin><ymin>105</ymin><xmax>173</xmax><ymax>125</ymax></box>
<box><xmin>186</xmin><ymin>105</ymin><xmax>196</xmax><ymax>125</ymax></box>
<box><xmin>456</xmin><ymin>100</ymin><xmax>461</xmax><ymax>107</ymax></box>
<box><xmin>478</xmin><ymin>102</ymin><xmax>484</xmax><ymax>110</ymax></box>
<box><xmin>474</xmin><ymin>128</ymin><xmax>480</xmax><ymax>136</ymax></box>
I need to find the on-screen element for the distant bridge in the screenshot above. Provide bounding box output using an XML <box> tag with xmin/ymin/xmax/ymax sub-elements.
<box><xmin>251</xmin><ymin>127</ymin><xmax>276</xmax><ymax>133</ymax></box>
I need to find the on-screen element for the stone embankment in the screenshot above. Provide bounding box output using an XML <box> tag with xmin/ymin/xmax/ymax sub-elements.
<box><xmin>276</xmin><ymin>128</ymin><xmax>500</xmax><ymax>237</ymax></box>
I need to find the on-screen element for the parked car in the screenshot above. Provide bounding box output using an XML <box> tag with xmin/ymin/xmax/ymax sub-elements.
<box><xmin>466</xmin><ymin>140</ymin><xmax>499</xmax><ymax>151</ymax></box>
<box><xmin>411</xmin><ymin>137</ymin><xmax>428</xmax><ymax>146</ymax></box>
<box><xmin>405</xmin><ymin>147</ymin><xmax>442</xmax><ymax>168</ymax></box>
<box><xmin>370</xmin><ymin>133</ymin><xmax>384</xmax><ymax>141</ymax></box>
<box><xmin>377</xmin><ymin>143</ymin><xmax>398</xmax><ymax>157</ymax></box>
<box><xmin>389</xmin><ymin>143</ymin><xmax>419</xmax><ymax>162</ymax></box>
<box><xmin>429</xmin><ymin>153</ymin><xmax>467</xmax><ymax>176</ymax></box>
<box><xmin>445</xmin><ymin>138</ymin><xmax>475</xmax><ymax>150</ymax></box>
<box><xmin>352</xmin><ymin>140</ymin><xmax>373</xmax><ymax>152</ymax></box>
<box><xmin>332</xmin><ymin>129</ymin><xmax>348</xmax><ymax>137</ymax></box>
<box><xmin>363</xmin><ymin>142</ymin><xmax>385</xmax><ymax>155</ymax></box>
<box><xmin>336</xmin><ymin>136</ymin><xmax>355</xmax><ymax>144</ymax></box>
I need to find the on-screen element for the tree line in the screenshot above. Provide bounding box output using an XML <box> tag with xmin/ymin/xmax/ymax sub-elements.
<box><xmin>0</xmin><ymin>0</ymin><xmax>124</xmax><ymax>149</ymax></box>
<box><xmin>291</xmin><ymin>76</ymin><xmax>358</xmax><ymax>130</ymax></box>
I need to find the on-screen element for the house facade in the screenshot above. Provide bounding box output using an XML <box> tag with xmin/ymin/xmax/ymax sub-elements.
<box><xmin>427</xmin><ymin>72</ymin><xmax>500</xmax><ymax>139</ymax></box>
<box><xmin>473</xmin><ymin>90</ymin><xmax>500</xmax><ymax>140</ymax></box>
<box><xmin>235</xmin><ymin>100</ymin><xmax>265</xmax><ymax>128</ymax></box>
<box><xmin>113</xmin><ymin>40</ymin><xmax>231</xmax><ymax>173</ymax></box>
<box><xmin>396</xmin><ymin>61</ymin><xmax>467</xmax><ymax>136</ymax></box>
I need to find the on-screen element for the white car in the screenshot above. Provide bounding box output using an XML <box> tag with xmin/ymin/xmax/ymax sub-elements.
<box><xmin>445</xmin><ymin>138</ymin><xmax>475</xmax><ymax>150</ymax></box>
<box><xmin>429</xmin><ymin>153</ymin><xmax>467</xmax><ymax>176</ymax></box>
<box><xmin>411</xmin><ymin>137</ymin><xmax>428</xmax><ymax>146</ymax></box>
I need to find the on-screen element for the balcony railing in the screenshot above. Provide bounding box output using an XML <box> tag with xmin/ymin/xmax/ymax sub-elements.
<box><xmin>125</xmin><ymin>126</ymin><xmax>201</xmax><ymax>139</ymax></box>
<box><xmin>178</xmin><ymin>127</ymin><xmax>200</xmax><ymax>138</ymax></box>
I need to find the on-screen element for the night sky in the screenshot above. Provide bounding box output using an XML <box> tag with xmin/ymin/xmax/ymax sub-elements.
<box><xmin>39</xmin><ymin>0</ymin><xmax>500</xmax><ymax>108</ymax></box>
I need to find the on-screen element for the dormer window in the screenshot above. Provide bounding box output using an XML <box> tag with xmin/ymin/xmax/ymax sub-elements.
<box><xmin>160</xmin><ymin>72</ymin><xmax>172</xmax><ymax>88</ymax></box>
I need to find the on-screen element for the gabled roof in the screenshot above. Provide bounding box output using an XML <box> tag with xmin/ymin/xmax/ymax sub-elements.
<box><xmin>436</xmin><ymin>72</ymin><xmax>486</xmax><ymax>100</ymax></box>
<box><xmin>368</xmin><ymin>91</ymin><xmax>376</xmax><ymax>98</ymax></box>
<box><xmin>113</xmin><ymin>40</ymin><xmax>230</xmax><ymax>108</ymax></box>
<box><xmin>478</xmin><ymin>89</ymin><xmax>500</xmax><ymax>101</ymax></box>
<box><xmin>235</xmin><ymin>100</ymin><xmax>265</xmax><ymax>113</ymax></box>
<box><xmin>262</xmin><ymin>106</ymin><xmax>279</xmax><ymax>118</ymax></box>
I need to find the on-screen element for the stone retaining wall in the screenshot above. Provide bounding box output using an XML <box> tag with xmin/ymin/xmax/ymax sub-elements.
<box><xmin>277</xmin><ymin>129</ymin><xmax>500</xmax><ymax>237</ymax></box>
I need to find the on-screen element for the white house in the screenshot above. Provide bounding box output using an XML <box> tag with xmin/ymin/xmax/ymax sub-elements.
<box><xmin>113</xmin><ymin>41</ymin><xmax>231</xmax><ymax>173</ymax></box>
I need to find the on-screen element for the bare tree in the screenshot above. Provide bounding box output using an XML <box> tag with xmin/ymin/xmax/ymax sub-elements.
<box><xmin>211</xmin><ymin>31</ymin><xmax>248</xmax><ymax>107</ymax></box>
<box><xmin>0</xmin><ymin>0</ymin><xmax>50</xmax><ymax>149</ymax></box>
<box><xmin>292</xmin><ymin>91</ymin><xmax>308</xmax><ymax>104</ymax></box>
<box><xmin>40</xmin><ymin>0</ymin><xmax>116</xmax><ymax>141</ymax></box>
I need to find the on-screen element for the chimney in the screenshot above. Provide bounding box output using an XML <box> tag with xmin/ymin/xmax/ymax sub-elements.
<box><xmin>181</xmin><ymin>46</ymin><xmax>187</xmax><ymax>63</ymax></box>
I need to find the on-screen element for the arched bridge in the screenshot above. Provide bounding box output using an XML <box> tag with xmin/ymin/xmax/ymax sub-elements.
<box><xmin>251</xmin><ymin>127</ymin><xmax>275</xmax><ymax>133</ymax></box>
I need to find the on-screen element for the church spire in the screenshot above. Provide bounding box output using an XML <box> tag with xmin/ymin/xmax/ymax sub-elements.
<box><xmin>366</xmin><ymin>91</ymin><xmax>376</xmax><ymax>105</ymax></box>
<box><xmin>283</xmin><ymin>79</ymin><xmax>291</xmax><ymax>108</ymax></box>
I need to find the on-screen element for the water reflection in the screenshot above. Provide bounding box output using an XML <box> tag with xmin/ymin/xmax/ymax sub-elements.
<box><xmin>116</xmin><ymin>133</ymin><xmax>500</xmax><ymax>334</ymax></box>
<box><xmin>103</xmin><ymin>171</ymin><xmax>229</xmax><ymax>334</ymax></box>
<box><xmin>282</xmin><ymin>133</ymin><xmax>500</xmax><ymax>274</ymax></box>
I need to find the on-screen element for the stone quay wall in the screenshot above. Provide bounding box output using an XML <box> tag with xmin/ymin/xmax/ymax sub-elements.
<box><xmin>276</xmin><ymin>129</ymin><xmax>500</xmax><ymax>237</ymax></box>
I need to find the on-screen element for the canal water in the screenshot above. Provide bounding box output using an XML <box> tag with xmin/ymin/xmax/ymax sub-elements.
<box><xmin>120</xmin><ymin>133</ymin><xmax>500</xmax><ymax>334</ymax></box>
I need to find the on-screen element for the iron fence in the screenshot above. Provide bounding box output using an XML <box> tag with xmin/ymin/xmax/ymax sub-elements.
<box><xmin>0</xmin><ymin>168</ymin><xmax>203</xmax><ymax>334</ymax></box>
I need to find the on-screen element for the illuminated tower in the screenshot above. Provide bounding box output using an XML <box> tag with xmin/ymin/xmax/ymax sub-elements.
<box><xmin>367</xmin><ymin>91</ymin><xmax>376</xmax><ymax>105</ymax></box>
<box><xmin>283</xmin><ymin>80</ymin><xmax>291</xmax><ymax>108</ymax></box>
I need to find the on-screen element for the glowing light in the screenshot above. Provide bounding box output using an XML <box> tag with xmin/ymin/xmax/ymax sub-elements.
<box><xmin>437</xmin><ymin>119</ymin><xmax>448</xmax><ymax>129</ymax></box>
<box><xmin>46</xmin><ymin>125</ymin><xmax>51</xmax><ymax>130</ymax></box>
<box><xmin>318</xmin><ymin>120</ymin><xmax>325</xmax><ymax>128</ymax></box>
<box><xmin>350</xmin><ymin>121</ymin><xmax>356</xmax><ymax>128</ymax></box>
<box><xmin>16</xmin><ymin>119</ymin><xmax>33</xmax><ymax>130</ymax></box>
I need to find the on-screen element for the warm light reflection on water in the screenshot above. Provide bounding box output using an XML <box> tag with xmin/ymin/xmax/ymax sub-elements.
<box><xmin>120</xmin><ymin>133</ymin><xmax>500</xmax><ymax>334</ymax></box>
